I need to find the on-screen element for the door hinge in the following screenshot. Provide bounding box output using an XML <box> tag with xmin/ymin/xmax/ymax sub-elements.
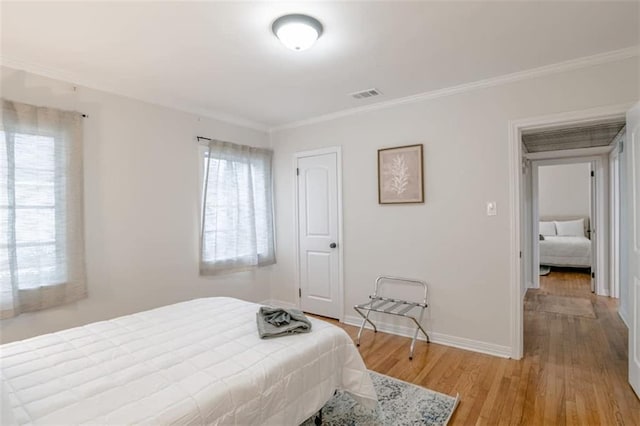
<box><xmin>296</xmin><ymin>168</ymin><xmax>299</xmax><ymax>176</ymax></box>
<box><xmin>298</xmin><ymin>288</ymin><xmax>301</xmax><ymax>298</ymax></box>
<box><xmin>519</xmin><ymin>251</ymin><xmax>522</xmax><ymax>259</ymax></box>
<box><xmin>591</xmin><ymin>272</ymin><xmax>595</xmax><ymax>279</ymax></box>
<box><xmin>619</xmin><ymin>140</ymin><xmax>624</xmax><ymax>153</ymax></box>
<box><xmin>590</xmin><ymin>170</ymin><xmax>594</xmax><ymax>177</ymax></box>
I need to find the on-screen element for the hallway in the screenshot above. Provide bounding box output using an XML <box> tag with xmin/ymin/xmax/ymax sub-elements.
<box><xmin>523</xmin><ymin>269</ymin><xmax>634</xmax><ymax>424</ymax></box>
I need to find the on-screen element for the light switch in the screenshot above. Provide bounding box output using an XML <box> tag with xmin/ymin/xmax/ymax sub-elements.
<box><xmin>486</xmin><ymin>201</ymin><xmax>497</xmax><ymax>216</ymax></box>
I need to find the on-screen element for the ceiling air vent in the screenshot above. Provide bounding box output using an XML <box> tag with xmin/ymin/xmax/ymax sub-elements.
<box><xmin>350</xmin><ymin>88</ymin><xmax>382</xmax><ymax>100</ymax></box>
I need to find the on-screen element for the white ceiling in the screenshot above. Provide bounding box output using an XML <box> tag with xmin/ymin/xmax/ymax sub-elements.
<box><xmin>2</xmin><ymin>1</ymin><xmax>639</xmax><ymax>129</ymax></box>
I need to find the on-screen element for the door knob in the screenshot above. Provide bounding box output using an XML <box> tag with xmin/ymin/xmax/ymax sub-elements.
<box><xmin>329</xmin><ymin>242</ymin><xmax>337</xmax><ymax>249</ymax></box>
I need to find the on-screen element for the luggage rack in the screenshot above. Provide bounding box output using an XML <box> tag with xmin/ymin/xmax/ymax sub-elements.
<box><xmin>354</xmin><ymin>275</ymin><xmax>429</xmax><ymax>360</ymax></box>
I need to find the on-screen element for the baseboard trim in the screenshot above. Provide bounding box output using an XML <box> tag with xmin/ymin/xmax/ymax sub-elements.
<box><xmin>261</xmin><ymin>300</ymin><xmax>512</xmax><ymax>358</ymax></box>
<box><xmin>342</xmin><ymin>314</ymin><xmax>511</xmax><ymax>359</ymax></box>
<box><xmin>618</xmin><ymin>306</ymin><xmax>629</xmax><ymax>329</ymax></box>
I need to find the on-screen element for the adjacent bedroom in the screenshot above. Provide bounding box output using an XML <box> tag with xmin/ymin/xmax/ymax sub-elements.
<box><xmin>538</xmin><ymin>162</ymin><xmax>593</xmax><ymax>284</ymax></box>
<box><xmin>1</xmin><ymin>1</ymin><xmax>639</xmax><ymax>425</ymax></box>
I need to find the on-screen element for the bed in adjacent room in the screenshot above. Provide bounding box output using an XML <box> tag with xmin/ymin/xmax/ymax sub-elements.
<box><xmin>0</xmin><ymin>297</ymin><xmax>377</xmax><ymax>425</ymax></box>
<box><xmin>539</xmin><ymin>217</ymin><xmax>591</xmax><ymax>268</ymax></box>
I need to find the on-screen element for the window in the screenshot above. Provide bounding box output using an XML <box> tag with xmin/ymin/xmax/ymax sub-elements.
<box><xmin>1</xmin><ymin>100</ymin><xmax>86</xmax><ymax>318</ymax></box>
<box><xmin>200</xmin><ymin>140</ymin><xmax>275</xmax><ymax>275</ymax></box>
<box><xmin>1</xmin><ymin>132</ymin><xmax>65</xmax><ymax>288</ymax></box>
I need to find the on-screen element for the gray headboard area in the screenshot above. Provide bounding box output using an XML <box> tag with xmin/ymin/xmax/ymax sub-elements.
<box><xmin>540</xmin><ymin>215</ymin><xmax>591</xmax><ymax>238</ymax></box>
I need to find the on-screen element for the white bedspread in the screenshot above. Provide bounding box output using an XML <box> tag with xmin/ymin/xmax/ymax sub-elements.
<box><xmin>0</xmin><ymin>297</ymin><xmax>377</xmax><ymax>425</ymax></box>
<box><xmin>540</xmin><ymin>236</ymin><xmax>591</xmax><ymax>268</ymax></box>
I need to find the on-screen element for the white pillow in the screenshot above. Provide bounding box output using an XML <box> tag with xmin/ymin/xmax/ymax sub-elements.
<box><xmin>555</xmin><ymin>219</ymin><xmax>585</xmax><ymax>237</ymax></box>
<box><xmin>539</xmin><ymin>221</ymin><xmax>556</xmax><ymax>236</ymax></box>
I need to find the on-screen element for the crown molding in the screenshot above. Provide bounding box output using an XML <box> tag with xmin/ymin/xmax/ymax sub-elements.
<box><xmin>0</xmin><ymin>56</ymin><xmax>270</xmax><ymax>132</ymax></box>
<box><xmin>270</xmin><ymin>45</ymin><xmax>640</xmax><ymax>133</ymax></box>
<box><xmin>3</xmin><ymin>45</ymin><xmax>637</xmax><ymax>135</ymax></box>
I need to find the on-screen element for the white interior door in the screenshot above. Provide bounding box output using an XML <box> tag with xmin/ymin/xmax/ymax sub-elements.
<box><xmin>528</xmin><ymin>160</ymin><xmax>538</xmax><ymax>289</ymax></box>
<box><xmin>590</xmin><ymin>161</ymin><xmax>597</xmax><ymax>293</ymax></box>
<box><xmin>610</xmin><ymin>148</ymin><xmax>621</xmax><ymax>298</ymax></box>
<box><xmin>296</xmin><ymin>150</ymin><xmax>341</xmax><ymax>319</ymax></box>
<box><xmin>627</xmin><ymin>102</ymin><xmax>640</xmax><ymax>398</ymax></box>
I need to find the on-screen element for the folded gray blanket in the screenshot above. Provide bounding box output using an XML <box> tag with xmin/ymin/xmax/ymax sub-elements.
<box><xmin>256</xmin><ymin>306</ymin><xmax>312</xmax><ymax>339</ymax></box>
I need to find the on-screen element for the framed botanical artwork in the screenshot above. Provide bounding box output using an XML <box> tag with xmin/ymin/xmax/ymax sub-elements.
<box><xmin>378</xmin><ymin>144</ymin><xmax>424</xmax><ymax>204</ymax></box>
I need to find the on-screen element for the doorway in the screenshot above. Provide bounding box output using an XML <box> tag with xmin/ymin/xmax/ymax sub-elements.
<box><xmin>510</xmin><ymin>103</ymin><xmax>640</xmax><ymax>401</ymax></box>
<box><xmin>294</xmin><ymin>147</ymin><xmax>344</xmax><ymax>320</ymax></box>
<box><xmin>508</xmin><ymin>104</ymin><xmax>630</xmax><ymax>359</ymax></box>
<box><xmin>531</xmin><ymin>158</ymin><xmax>601</xmax><ymax>293</ymax></box>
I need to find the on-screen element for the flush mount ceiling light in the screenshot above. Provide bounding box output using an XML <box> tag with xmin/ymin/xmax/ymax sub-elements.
<box><xmin>272</xmin><ymin>14</ymin><xmax>323</xmax><ymax>51</ymax></box>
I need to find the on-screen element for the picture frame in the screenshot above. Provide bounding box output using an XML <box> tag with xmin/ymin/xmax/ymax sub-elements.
<box><xmin>377</xmin><ymin>144</ymin><xmax>424</xmax><ymax>204</ymax></box>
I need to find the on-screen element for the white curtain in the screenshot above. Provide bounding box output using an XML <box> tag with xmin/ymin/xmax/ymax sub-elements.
<box><xmin>0</xmin><ymin>100</ymin><xmax>86</xmax><ymax>319</ymax></box>
<box><xmin>200</xmin><ymin>140</ymin><xmax>275</xmax><ymax>275</ymax></box>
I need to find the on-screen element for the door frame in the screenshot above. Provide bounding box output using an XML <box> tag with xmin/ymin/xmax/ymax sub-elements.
<box><xmin>529</xmin><ymin>156</ymin><xmax>607</xmax><ymax>293</ymax></box>
<box><xmin>293</xmin><ymin>146</ymin><xmax>345</xmax><ymax>321</ymax></box>
<box><xmin>609</xmin><ymin>132</ymin><xmax>624</xmax><ymax>301</ymax></box>
<box><xmin>508</xmin><ymin>103</ymin><xmax>632</xmax><ymax>359</ymax></box>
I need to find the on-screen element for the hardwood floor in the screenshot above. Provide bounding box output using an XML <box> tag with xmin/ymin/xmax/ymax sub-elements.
<box><xmin>328</xmin><ymin>269</ymin><xmax>639</xmax><ymax>425</ymax></box>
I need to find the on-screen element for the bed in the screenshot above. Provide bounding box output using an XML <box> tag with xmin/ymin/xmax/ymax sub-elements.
<box><xmin>539</xmin><ymin>217</ymin><xmax>591</xmax><ymax>268</ymax></box>
<box><xmin>0</xmin><ymin>297</ymin><xmax>377</xmax><ymax>425</ymax></box>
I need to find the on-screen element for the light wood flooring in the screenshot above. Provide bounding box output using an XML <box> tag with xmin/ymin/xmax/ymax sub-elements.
<box><xmin>327</xmin><ymin>269</ymin><xmax>639</xmax><ymax>425</ymax></box>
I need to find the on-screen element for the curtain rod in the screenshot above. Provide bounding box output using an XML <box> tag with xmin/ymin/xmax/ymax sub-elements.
<box><xmin>196</xmin><ymin>136</ymin><xmax>273</xmax><ymax>155</ymax></box>
<box><xmin>2</xmin><ymin>99</ymin><xmax>88</xmax><ymax>117</ymax></box>
<box><xmin>196</xmin><ymin>136</ymin><xmax>235</xmax><ymax>144</ymax></box>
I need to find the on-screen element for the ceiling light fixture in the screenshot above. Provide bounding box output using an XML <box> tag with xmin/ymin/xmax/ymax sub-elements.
<box><xmin>272</xmin><ymin>14</ymin><xmax>323</xmax><ymax>51</ymax></box>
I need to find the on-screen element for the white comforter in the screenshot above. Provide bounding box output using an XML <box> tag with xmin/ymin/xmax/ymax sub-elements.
<box><xmin>0</xmin><ymin>297</ymin><xmax>377</xmax><ymax>425</ymax></box>
<box><xmin>540</xmin><ymin>236</ymin><xmax>591</xmax><ymax>268</ymax></box>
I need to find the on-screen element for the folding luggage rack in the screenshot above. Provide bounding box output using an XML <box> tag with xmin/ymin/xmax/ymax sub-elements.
<box><xmin>353</xmin><ymin>275</ymin><xmax>430</xmax><ymax>360</ymax></box>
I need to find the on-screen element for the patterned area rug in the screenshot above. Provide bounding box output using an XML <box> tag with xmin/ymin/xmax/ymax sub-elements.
<box><xmin>301</xmin><ymin>371</ymin><xmax>459</xmax><ymax>425</ymax></box>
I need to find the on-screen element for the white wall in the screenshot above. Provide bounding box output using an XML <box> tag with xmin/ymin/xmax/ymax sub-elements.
<box><xmin>2</xmin><ymin>57</ymin><xmax>638</xmax><ymax>353</ymax></box>
<box><xmin>270</xmin><ymin>57</ymin><xmax>638</xmax><ymax>355</ymax></box>
<box><xmin>0</xmin><ymin>67</ymin><xmax>272</xmax><ymax>343</ymax></box>
<box><xmin>538</xmin><ymin>163</ymin><xmax>591</xmax><ymax>218</ymax></box>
